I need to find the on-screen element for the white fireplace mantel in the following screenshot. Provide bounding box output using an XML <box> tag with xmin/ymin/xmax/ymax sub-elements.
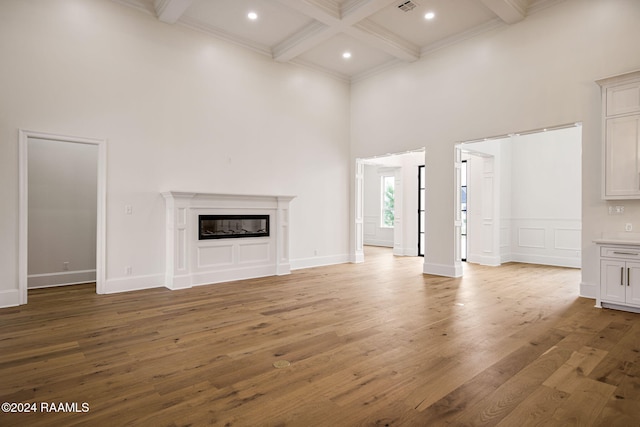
<box><xmin>161</xmin><ymin>191</ymin><xmax>295</xmax><ymax>290</ymax></box>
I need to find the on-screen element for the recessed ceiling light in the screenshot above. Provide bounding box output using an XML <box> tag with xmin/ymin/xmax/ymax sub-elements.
<box><xmin>342</xmin><ymin>52</ymin><xmax>352</xmax><ymax>59</ymax></box>
<box><xmin>247</xmin><ymin>11</ymin><xmax>258</xmax><ymax>20</ymax></box>
<box><xmin>425</xmin><ymin>11</ymin><xmax>435</xmax><ymax>20</ymax></box>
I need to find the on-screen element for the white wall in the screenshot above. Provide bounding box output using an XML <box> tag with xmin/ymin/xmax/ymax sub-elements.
<box><xmin>509</xmin><ymin>127</ymin><xmax>582</xmax><ymax>267</ymax></box>
<box><xmin>0</xmin><ymin>0</ymin><xmax>350</xmax><ymax>305</ymax></box>
<box><xmin>351</xmin><ymin>0</ymin><xmax>640</xmax><ymax>295</ymax></box>
<box><xmin>28</xmin><ymin>138</ymin><xmax>98</xmax><ymax>287</ymax></box>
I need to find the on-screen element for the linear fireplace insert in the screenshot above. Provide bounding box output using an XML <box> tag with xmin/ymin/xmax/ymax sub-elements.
<box><xmin>198</xmin><ymin>214</ymin><xmax>269</xmax><ymax>240</ymax></box>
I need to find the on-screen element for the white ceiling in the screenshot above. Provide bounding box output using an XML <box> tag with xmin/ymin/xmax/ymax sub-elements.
<box><xmin>113</xmin><ymin>0</ymin><xmax>561</xmax><ymax>82</ymax></box>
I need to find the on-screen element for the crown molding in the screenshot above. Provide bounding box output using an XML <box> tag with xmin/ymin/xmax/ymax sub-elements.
<box><xmin>350</xmin><ymin>58</ymin><xmax>404</xmax><ymax>84</ymax></box>
<box><xmin>111</xmin><ymin>0</ymin><xmax>155</xmax><ymax>15</ymax></box>
<box><xmin>154</xmin><ymin>0</ymin><xmax>193</xmax><ymax>24</ymax></box>
<box><xmin>420</xmin><ymin>18</ymin><xmax>505</xmax><ymax>57</ymax></box>
<box><xmin>289</xmin><ymin>58</ymin><xmax>351</xmax><ymax>83</ymax></box>
<box><xmin>178</xmin><ymin>15</ymin><xmax>273</xmax><ymax>58</ymax></box>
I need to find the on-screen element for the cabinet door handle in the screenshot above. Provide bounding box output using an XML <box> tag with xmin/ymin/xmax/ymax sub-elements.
<box><xmin>628</xmin><ymin>267</ymin><xmax>631</xmax><ymax>286</ymax></box>
<box><xmin>621</xmin><ymin>266</ymin><xmax>625</xmax><ymax>286</ymax></box>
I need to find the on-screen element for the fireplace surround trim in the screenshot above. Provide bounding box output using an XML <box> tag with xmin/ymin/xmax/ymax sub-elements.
<box><xmin>161</xmin><ymin>191</ymin><xmax>295</xmax><ymax>290</ymax></box>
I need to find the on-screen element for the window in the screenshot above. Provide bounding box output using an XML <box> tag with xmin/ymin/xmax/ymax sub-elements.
<box><xmin>381</xmin><ymin>175</ymin><xmax>395</xmax><ymax>228</ymax></box>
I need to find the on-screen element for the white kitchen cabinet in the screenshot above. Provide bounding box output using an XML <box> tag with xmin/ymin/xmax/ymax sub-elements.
<box><xmin>597</xmin><ymin>70</ymin><xmax>640</xmax><ymax>199</ymax></box>
<box><xmin>598</xmin><ymin>244</ymin><xmax>640</xmax><ymax>311</ymax></box>
<box><xmin>604</xmin><ymin>115</ymin><xmax>640</xmax><ymax>197</ymax></box>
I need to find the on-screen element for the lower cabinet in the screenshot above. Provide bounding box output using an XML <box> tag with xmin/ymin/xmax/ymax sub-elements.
<box><xmin>601</xmin><ymin>260</ymin><xmax>640</xmax><ymax>306</ymax></box>
<box><xmin>599</xmin><ymin>245</ymin><xmax>640</xmax><ymax>310</ymax></box>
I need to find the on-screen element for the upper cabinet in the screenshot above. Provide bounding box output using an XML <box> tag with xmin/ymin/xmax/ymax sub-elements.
<box><xmin>597</xmin><ymin>70</ymin><xmax>640</xmax><ymax>199</ymax></box>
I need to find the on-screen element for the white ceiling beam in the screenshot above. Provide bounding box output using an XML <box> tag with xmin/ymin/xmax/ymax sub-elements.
<box><xmin>341</xmin><ymin>0</ymin><xmax>397</xmax><ymax>24</ymax></box>
<box><xmin>274</xmin><ymin>0</ymin><xmax>418</xmax><ymax>62</ymax></box>
<box><xmin>154</xmin><ymin>0</ymin><xmax>194</xmax><ymax>24</ymax></box>
<box><xmin>274</xmin><ymin>0</ymin><xmax>341</xmax><ymax>26</ymax></box>
<box><xmin>273</xmin><ymin>23</ymin><xmax>340</xmax><ymax>62</ymax></box>
<box><xmin>480</xmin><ymin>0</ymin><xmax>529</xmax><ymax>24</ymax></box>
<box><xmin>272</xmin><ymin>0</ymin><xmax>353</xmax><ymax>62</ymax></box>
<box><xmin>342</xmin><ymin>0</ymin><xmax>418</xmax><ymax>61</ymax></box>
<box><xmin>348</xmin><ymin>21</ymin><xmax>419</xmax><ymax>62</ymax></box>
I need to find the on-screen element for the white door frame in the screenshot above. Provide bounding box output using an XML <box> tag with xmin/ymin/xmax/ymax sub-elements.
<box><xmin>354</xmin><ymin>158</ymin><xmax>365</xmax><ymax>263</ymax></box>
<box><xmin>18</xmin><ymin>130</ymin><xmax>107</xmax><ymax>304</ymax></box>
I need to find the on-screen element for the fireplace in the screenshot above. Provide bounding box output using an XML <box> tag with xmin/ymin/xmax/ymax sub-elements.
<box><xmin>199</xmin><ymin>214</ymin><xmax>269</xmax><ymax>240</ymax></box>
<box><xmin>162</xmin><ymin>192</ymin><xmax>295</xmax><ymax>290</ymax></box>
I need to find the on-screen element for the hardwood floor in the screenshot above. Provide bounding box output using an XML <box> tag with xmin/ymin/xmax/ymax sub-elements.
<box><xmin>1</xmin><ymin>246</ymin><xmax>640</xmax><ymax>426</ymax></box>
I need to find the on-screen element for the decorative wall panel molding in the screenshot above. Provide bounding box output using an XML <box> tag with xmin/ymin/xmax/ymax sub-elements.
<box><xmin>162</xmin><ymin>192</ymin><xmax>295</xmax><ymax>290</ymax></box>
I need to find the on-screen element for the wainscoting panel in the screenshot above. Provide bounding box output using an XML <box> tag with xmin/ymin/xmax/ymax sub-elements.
<box><xmin>554</xmin><ymin>228</ymin><xmax>581</xmax><ymax>251</ymax></box>
<box><xmin>238</xmin><ymin>242</ymin><xmax>271</xmax><ymax>264</ymax></box>
<box><xmin>197</xmin><ymin>244</ymin><xmax>234</xmax><ymax>268</ymax></box>
<box><xmin>508</xmin><ymin>218</ymin><xmax>581</xmax><ymax>268</ymax></box>
<box><xmin>363</xmin><ymin>215</ymin><xmax>393</xmax><ymax>247</ymax></box>
<box><xmin>518</xmin><ymin>227</ymin><xmax>546</xmax><ymax>248</ymax></box>
<box><xmin>363</xmin><ymin>217</ymin><xmax>376</xmax><ymax>237</ymax></box>
<box><xmin>177</xmin><ymin>228</ymin><xmax>187</xmax><ymax>270</ymax></box>
<box><xmin>500</xmin><ymin>224</ymin><xmax>512</xmax><ymax>263</ymax></box>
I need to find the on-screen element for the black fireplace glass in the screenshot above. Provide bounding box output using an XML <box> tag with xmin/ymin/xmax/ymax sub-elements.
<box><xmin>199</xmin><ymin>215</ymin><xmax>270</xmax><ymax>240</ymax></box>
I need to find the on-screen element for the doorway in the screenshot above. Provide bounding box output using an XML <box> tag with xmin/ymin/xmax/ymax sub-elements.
<box><xmin>355</xmin><ymin>149</ymin><xmax>425</xmax><ymax>262</ymax></box>
<box><xmin>19</xmin><ymin>130</ymin><xmax>107</xmax><ymax>304</ymax></box>
<box><xmin>456</xmin><ymin>123</ymin><xmax>582</xmax><ymax>269</ymax></box>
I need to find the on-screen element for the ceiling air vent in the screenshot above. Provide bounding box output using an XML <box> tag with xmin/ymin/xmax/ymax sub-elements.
<box><xmin>397</xmin><ymin>1</ymin><xmax>417</xmax><ymax>12</ymax></box>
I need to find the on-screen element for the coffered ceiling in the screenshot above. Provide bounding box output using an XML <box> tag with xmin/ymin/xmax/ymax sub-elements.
<box><xmin>114</xmin><ymin>0</ymin><xmax>560</xmax><ymax>81</ymax></box>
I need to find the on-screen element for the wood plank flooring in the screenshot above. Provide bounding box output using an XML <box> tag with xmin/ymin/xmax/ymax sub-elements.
<box><xmin>2</xmin><ymin>246</ymin><xmax>640</xmax><ymax>426</ymax></box>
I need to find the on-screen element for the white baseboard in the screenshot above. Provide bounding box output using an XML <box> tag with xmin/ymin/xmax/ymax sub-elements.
<box><xmin>602</xmin><ymin>302</ymin><xmax>640</xmax><ymax>313</ymax></box>
<box><xmin>291</xmin><ymin>254</ymin><xmax>350</xmax><ymax>270</ymax></box>
<box><xmin>580</xmin><ymin>281</ymin><xmax>597</xmax><ymax>299</ymax></box>
<box><xmin>467</xmin><ymin>254</ymin><xmax>501</xmax><ymax>267</ymax></box>
<box><xmin>0</xmin><ymin>289</ymin><xmax>21</xmax><ymax>308</ymax></box>
<box><xmin>510</xmin><ymin>253</ymin><xmax>580</xmax><ymax>269</ymax></box>
<box><xmin>363</xmin><ymin>240</ymin><xmax>393</xmax><ymax>248</ymax></box>
<box><xmin>393</xmin><ymin>246</ymin><xmax>419</xmax><ymax>257</ymax></box>
<box><xmin>104</xmin><ymin>274</ymin><xmax>164</xmax><ymax>294</ymax></box>
<box><xmin>190</xmin><ymin>265</ymin><xmax>278</xmax><ymax>287</ymax></box>
<box><xmin>423</xmin><ymin>262</ymin><xmax>461</xmax><ymax>278</ymax></box>
<box><xmin>403</xmin><ymin>247</ymin><xmax>419</xmax><ymax>257</ymax></box>
<box><xmin>500</xmin><ymin>254</ymin><xmax>513</xmax><ymax>264</ymax></box>
<box><xmin>28</xmin><ymin>270</ymin><xmax>96</xmax><ymax>288</ymax></box>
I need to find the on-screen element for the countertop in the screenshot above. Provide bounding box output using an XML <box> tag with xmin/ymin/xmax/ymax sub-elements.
<box><xmin>594</xmin><ymin>237</ymin><xmax>640</xmax><ymax>246</ymax></box>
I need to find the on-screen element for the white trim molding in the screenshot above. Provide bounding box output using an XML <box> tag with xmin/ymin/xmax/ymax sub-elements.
<box><xmin>423</xmin><ymin>261</ymin><xmax>462</xmax><ymax>278</ymax></box>
<box><xmin>18</xmin><ymin>129</ymin><xmax>107</xmax><ymax>305</ymax></box>
<box><xmin>291</xmin><ymin>254</ymin><xmax>350</xmax><ymax>270</ymax></box>
<box><xmin>28</xmin><ymin>270</ymin><xmax>97</xmax><ymax>289</ymax></box>
<box><xmin>0</xmin><ymin>289</ymin><xmax>21</xmax><ymax>309</ymax></box>
<box><xmin>162</xmin><ymin>191</ymin><xmax>295</xmax><ymax>290</ymax></box>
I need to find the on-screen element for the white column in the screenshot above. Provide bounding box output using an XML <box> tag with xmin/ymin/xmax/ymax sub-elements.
<box><xmin>162</xmin><ymin>192</ymin><xmax>195</xmax><ymax>290</ymax></box>
<box><xmin>276</xmin><ymin>196</ymin><xmax>295</xmax><ymax>275</ymax></box>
